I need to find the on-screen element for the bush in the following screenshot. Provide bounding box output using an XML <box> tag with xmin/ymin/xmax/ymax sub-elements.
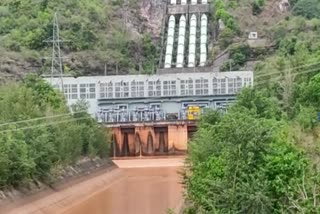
<box><xmin>252</xmin><ymin>0</ymin><xmax>265</xmax><ymax>15</ymax></box>
<box><xmin>185</xmin><ymin>109</ymin><xmax>308</xmax><ymax>213</ymax></box>
<box><xmin>214</xmin><ymin>0</ymin><xmax>238</xmax><ymax>32</ymax></box>
<box><xmin>293</xmin><ymin>0</ymin><xmax>320</xmax><ymax>19</ymax></box>
<box><xmin>0</xmin><ymin>76</ymin><xmax>110</xmax><ymax>188</ymax></box>
<box><xmin>295</xmin><ymin>105</ymin><xmax>317</xmax><ymax>130</ymax></box>
<box><xmin>218</xmin><ymin>27</ymin><xmax>235</xmax><ymax>49</ymax></box>
<box><xmin>230</xmin><ymin>43</ymin><xmax>251</xmax><ymax>64</ymax></box>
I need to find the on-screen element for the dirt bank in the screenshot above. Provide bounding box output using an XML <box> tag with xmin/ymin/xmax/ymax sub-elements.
<box><xmin>0</xmin><ymin>158</ymin><xmax>115</xmax><ymax>214</ymax></box>
<box><xmin>1</xmin><ymin>157</ymin><xmax>185</xmax><ymax>214</ymax></box>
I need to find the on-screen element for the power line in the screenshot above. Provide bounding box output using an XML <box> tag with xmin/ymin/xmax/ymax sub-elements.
<box><xmin>0</xmin><ymin>116</ymin><xmax>91</xmax><ymax>133</ymax></box>
<box><xmin>255</xmin><ymin>65</ymin><xmax>319</xmax><ymax>87</ymax></box>
<box><xmin>254</xmin><ymin>60</ymin><xmax>320</xmax><ymax>80</ymax></box>
<box><xmin>0</xmin><ymin>111</ymin><xmax>87</xmax><ymax>127</ymax></box>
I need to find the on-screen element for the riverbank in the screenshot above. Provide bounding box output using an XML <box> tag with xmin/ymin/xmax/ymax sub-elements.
<box><xmin>1</xmin><ymin>157</ymin><xmax>185</xmax><ymax>214</ymax></box>
<box><xmin>0</xmin><ymin>157</ymin><xmax>115</xmax><ymax>213</ymax></box>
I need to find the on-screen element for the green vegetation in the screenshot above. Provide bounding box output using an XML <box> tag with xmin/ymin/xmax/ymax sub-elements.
<box><xmin>213</xmin><ymin>0</ymin><xmax>239</xmax><ymax>50</ymax></box>
<box><xmin>0</xmin><ymin>75</ymin><xmax>109</xmax><ymax>188</ymax></box>
<box><xmin>185</xmin><ymin>1</ymin><xmax>320</xmax><ymax>211</ymax></box>
<box><xmin>293</xmin><ymin>0</ymin><xmax>320</xmax><ymax>19</ymax></box>
<box><xmin>220</xmin><ymin>43</ymin><xmax>251</xmax><ymax>71</ymax></box>
<box><xmin>251</xmin><ymin>0</ymin><xmax>265</xmax><ymax>15</ymax></box>
<box><xmin>0</xmin><ymin>0</ymin><xmax>159</xmax><ymax>75</ymax></box>
<box><xmin>185</xmin><ymin>79</ymin><xmax>320</xmax><ymax>212</ymax></box>
<box><xmin>255</xmin><ymin>16</ymin><xmax>320</xmax><ymax>90</ymax></box>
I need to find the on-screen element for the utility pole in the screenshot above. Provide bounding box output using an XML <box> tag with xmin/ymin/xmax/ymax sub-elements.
<box><xmin>116</xmin><ymin>63</ymin><xmax>119</xmax><ymax>75</ymax></box>
<box><xmin>45</xmin><ymin>12</ymin><xmax>66</xmax><ymax>92</ymax></box>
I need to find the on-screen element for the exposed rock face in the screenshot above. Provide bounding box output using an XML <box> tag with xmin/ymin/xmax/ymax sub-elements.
<box><xmin>140</xmin><ymin>0</ymin><xmax>166</xmax><ymax>37</ymax></box>
<box><xmin>279</xmin><ymin>0</ymin><xmax>290</xmax><ymax>12</ymax></box>
<box><xmin>0</xmin><ymin>53</ymin><xmax>41</xmax><ymax>83</ymax></box>
<box><xmin>0</xmin><ymin>1</ymin><xmax>167</xmax><ymax>79</ymax></box>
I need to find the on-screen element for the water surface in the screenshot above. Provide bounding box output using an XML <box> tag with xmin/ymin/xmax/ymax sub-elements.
<box><xmin>63</xmin><ymin>166</ymin><xmax>183</xmax><ymax>214</ymax></box>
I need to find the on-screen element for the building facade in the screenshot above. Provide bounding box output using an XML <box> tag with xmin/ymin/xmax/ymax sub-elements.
<box><xmin>46</xmin><ymin>71</ymin><xmax>253</xmax><ymax>123</ymax></box>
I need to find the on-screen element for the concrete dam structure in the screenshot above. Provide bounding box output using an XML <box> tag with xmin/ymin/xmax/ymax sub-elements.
<box><xmin>46</xmin><ymin>0</ymin><xmax>254</xmax><ymax>158</ymax></box>
<box><xmin>47</xmin><ymin>71</ymin><xmax>253</xmax><ymax>157</ymax></box>
<box><xmin>110</xmin><ymin>121</ymin><xmax>192</xmax><ymax>157</ymax></box>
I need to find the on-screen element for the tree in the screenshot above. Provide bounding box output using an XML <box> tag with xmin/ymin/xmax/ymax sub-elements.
<box><xmin>185</xmin><ymin>108</ymin><xmax>309</xmax><ymax>213</ymax></box>
<box><xmin>0</xmin><ymin>75</ymin><xmax>110</xmax><ymax>188</ymax></box>
<box><xmin>293</xmin><ymin>0</ymin><xmax>320</xmax><ymax>19</ymax></box>
<box><xmin>233</xmin><ymin>87</ymin><xmax>282</xmax><ymax>119</ymax></box>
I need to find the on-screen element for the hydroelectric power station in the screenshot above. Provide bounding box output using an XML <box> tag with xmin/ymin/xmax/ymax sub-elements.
<box><xmin>46</xmin><ymin>0</ymin><xmax>253</xmax><ymax>157</ymax></box>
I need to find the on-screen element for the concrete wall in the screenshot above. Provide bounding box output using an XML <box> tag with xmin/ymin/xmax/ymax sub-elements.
<box><xmin>168</xmin><ymin>124</ymin><xmax>188</xmax><ymax>150</ymax></box>
<box><xmin>167</xmin><ymin>4</ymin><xmax>209</xmax><ymax>15</ymax></box>
<box><xmin>110</xmin><ymin>123</ymin><xmax>190</xmax><ymax>157</ymax></box>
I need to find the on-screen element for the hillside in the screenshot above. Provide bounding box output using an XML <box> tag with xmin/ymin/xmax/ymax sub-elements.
<box><xmin>2</xmin><ymin>0</ymin><xmax>320</xmax><ymax>212</ymax></box>
<box><xmin>1</xmin><ymin>0</ymin><xmax>320</xmax><ymax>81</ymax></box>
<box><xmin>0</xmin><ymin>0</ymin><xmax>164</xmax><ymax>81</ymax></box>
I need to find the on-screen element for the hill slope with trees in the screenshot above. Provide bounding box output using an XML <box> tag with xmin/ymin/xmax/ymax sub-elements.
<box><xmin>0</xmin><ymin>0</ymin><xmax>162</xmax><ymax>81</ymax></box>
<box><xmin>184</xmin><ymin>0</ymin><xmax>320</xmax><ymax>212</ymax></box>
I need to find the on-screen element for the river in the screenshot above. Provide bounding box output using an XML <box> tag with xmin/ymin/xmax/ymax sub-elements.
<box><xmin>64</xmin><ymin>167</ymin><xmax>183</xmax><ymax>214</ymax></box>
<box><xmin>4</xmin><ymin>158</ymin><xmax>184</xmax><ymax>214</ymax></box>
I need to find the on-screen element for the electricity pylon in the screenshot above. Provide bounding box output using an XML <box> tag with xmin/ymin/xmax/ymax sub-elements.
<box><xmin>45</xmin><ymin>12</ymin><xmax>65</xmax><ymax>91</ymax></box>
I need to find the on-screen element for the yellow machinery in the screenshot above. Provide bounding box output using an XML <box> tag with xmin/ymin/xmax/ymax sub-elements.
<box><xmin>187</xmin><ymin>105</ymin><xmax>201</xmax><ymax>120</ymax></box>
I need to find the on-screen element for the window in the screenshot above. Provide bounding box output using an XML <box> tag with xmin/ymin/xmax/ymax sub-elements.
<box><xmin>80</xmin><ymin>83</ymin><xmax>96</xmax><ymax>99</ymax></box>
<box><xmin>227</xmin><ymin>77</ymin><xmax>242</xmax><ymax>94</ymax></box>
<box><xmin>163</xmin><ymin>80</ymin><xmax>176</xmax><ymax>96</ymax></box>
<box><xmin>213</xmin><ymin>78</ymin><xmax>226</xmax><ymax>95</ymax></box>
<box><xmin>131</xmin><ymin>81</ymin><xmax>145</xmax><ymax>97</ymax></box>
<box><xmin>244</xmin><ymin>77</ymin><xmax>252</xmax><ymax>87</ymax></box>
<box><xmin>100</xmin><ymin>82</ymin><xmax>113</xmax><ymax>98</ymax></box>
<box><xmin>115</xmin><ymin>81</ymin><xmax>129</xmax><ymax>98</ymax></box>
<box><xmin>71</xmin><ymin>84</ymin><xmax>78</xmax><ymax>99</ymax></box>
<box><xmin>180</xmin><ymin>79</ymin><xmax>193</xmax><ymax>96</ymax></box>
<box><xmin>195</xmin><ymin>78</ymin><xmax>208</xmax><ymax>95</ymax></box>
<box><xmin>228</xmin><ymin>78</ymin><xmax>236</xmax><ymax>94</ymax></box>
<box><xmin>63</xmin><ymin>84</ymin><xmax>78</xmax><ymax>100</ymax></box>
<box><xmin>89</xmin><ymin>84</ymin><xmax>96</xmax><ymax>99</ymax></box>
<box><xmin>148</xmin><ymin>80</ymin><xmax>161</xmax><ymax>97</ymax></box>
<box><xmin>235</xmin><ymin>77</ymin><xmax>242</xmax><ymax>93</ymax></box>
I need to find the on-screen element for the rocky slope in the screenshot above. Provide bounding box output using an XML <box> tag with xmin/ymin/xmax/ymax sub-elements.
<box><xmin>0</xmin><ymin>0</ymin><xmax>166</xmax><ymax>81</ymax></box>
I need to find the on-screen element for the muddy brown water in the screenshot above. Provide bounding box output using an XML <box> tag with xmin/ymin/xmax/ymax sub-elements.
<box><xmin>4</xmin><ymin>158</ymin><xmax>184</xmax><ymax>214</ymax></box>
<box><xmin>63</xmin><ymin>167</ymin><xmax>183</xmax><ymax>214</ymax></box>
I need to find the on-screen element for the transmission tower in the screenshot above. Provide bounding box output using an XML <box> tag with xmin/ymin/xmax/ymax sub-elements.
<box><xmin>45</xmin><ymin>12</ymin><xmax>65</xmax><ymax>91</ymax></box>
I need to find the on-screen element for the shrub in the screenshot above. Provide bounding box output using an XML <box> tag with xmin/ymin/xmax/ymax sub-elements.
<box><xmin>252</xmin><ymin>0</ymin><xmax>265</xmax><ymax>15</ymax></box>
<box><xmin>293</xmin><ymin>0</ymin><xmax>320</xmax><ymax>19</ymax></box>
<box><xmin>295</xmin><ymin>105</ymin><xmax>317</xmax><ymax>130</ymax></box>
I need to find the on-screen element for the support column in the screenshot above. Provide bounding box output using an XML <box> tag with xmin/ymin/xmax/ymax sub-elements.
<box><xmin>168</xmin><ymin>125</ymin><xmax>188</xmax><ymax>151</ymax></box>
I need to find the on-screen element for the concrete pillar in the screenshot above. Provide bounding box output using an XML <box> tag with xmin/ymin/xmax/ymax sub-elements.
<box><xmin>168</xmin><ymin>125</ymin><xmax>188</xmax><ymax>151</ymax></box>
<box><xmin>112</xmin><ymin>127</ymin><xmax>123</xmax><ymax>153</ymax></box>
